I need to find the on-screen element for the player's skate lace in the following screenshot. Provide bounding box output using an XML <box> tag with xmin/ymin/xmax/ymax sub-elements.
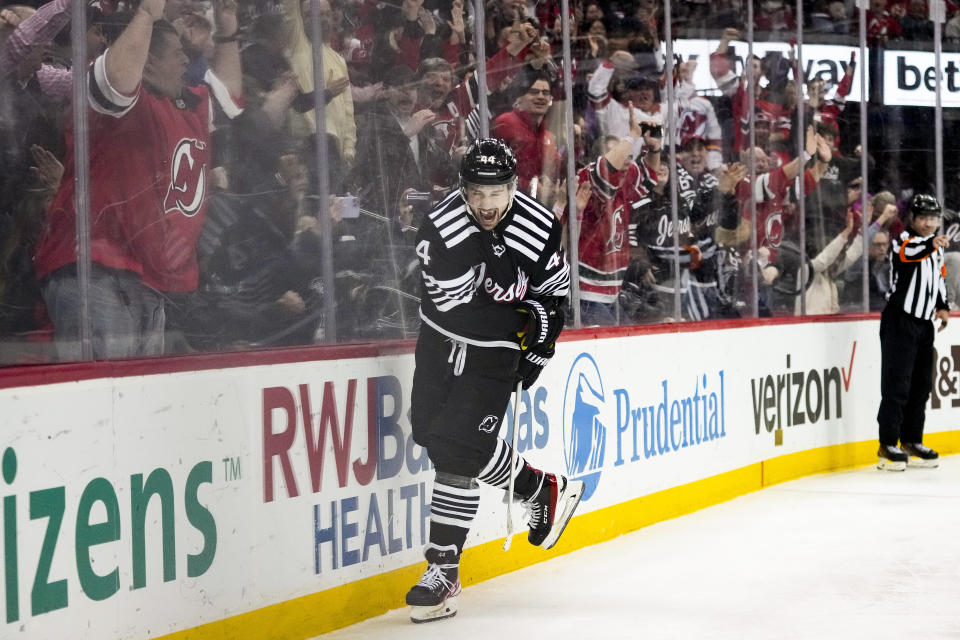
<box><xmin>521</xmin><ymin>474</ymin><xmax>549</xmax><ymax>532</ymax></box>
<box><xmin>414</xmin><ymin>562</ymin><xmax>457</xmax><ymax>593</ymax></box>
<box><xmin>903</xmin><ymin>442</ymin><xmax>936</xmax><ymax>456</ymax></box>
<box><xmin>521</xmin><ymin>499</ymin><xmax>542</xmax><ymax>529</ymax></box>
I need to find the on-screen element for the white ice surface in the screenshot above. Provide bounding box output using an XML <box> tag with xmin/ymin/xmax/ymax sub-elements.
<box><xmin>315</xmin><ymin>455</ymin><xmax>960</xmax><ymax>640</ymax></box>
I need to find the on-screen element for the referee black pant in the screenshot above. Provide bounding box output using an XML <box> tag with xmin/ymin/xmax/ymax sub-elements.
<box><xmin>877</xmin><ymin>306</ymin><xmax>935</xmax><ymax>447</ymax></box>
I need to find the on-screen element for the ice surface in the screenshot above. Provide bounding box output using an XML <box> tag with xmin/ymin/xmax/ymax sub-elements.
<box><xmin>315</xmin><ymin>456</ymin><xmax>960</xmax><ymax>640</ymax></box>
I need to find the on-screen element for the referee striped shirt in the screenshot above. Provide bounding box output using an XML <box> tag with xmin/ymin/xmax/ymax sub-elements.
<box><xmin>886</xmin><ymin>230</ymin><xmax>949</xmax><ymax>320</ymax></box>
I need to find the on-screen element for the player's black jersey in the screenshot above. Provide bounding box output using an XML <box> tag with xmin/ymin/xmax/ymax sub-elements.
<box><xmin>629</xmin><ymin>166</ymin><xmax>741</xmax><ymax>321</ymax></box>
<box><xmin>631</xmin><ymin>165</ymin><xmax>699</xmax><ymax>277</ymax></box>
<box><xmin>688</xmin><ymin>170</ymin><xmax>742</xmax><ymax>285</ymax></box>
<box><xmin>415</xmin><ymin>190</ymin><xmax>570</xmax><ymax>348</ymax></box>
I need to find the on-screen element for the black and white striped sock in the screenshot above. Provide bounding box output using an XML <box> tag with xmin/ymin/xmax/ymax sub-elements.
<box><xmin>430</xmin><ymin>477</ymin><xmax>480</xmax><ymax>530</ymax></box>
<box><xmin>428</xmin><ymin>473</ymin><xmax>480</xmax><ymax>553</ymax></box>
<box><xmin>477</xmin><ymin>437</ymin><xmax>539</xmax><ymax>499</ymax></box>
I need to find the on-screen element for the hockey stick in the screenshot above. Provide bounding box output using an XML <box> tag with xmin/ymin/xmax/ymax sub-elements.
<box><xmin>503</xmin><ymin>381</ymin><xmax>523</xmax><ymax>551</ymax></box>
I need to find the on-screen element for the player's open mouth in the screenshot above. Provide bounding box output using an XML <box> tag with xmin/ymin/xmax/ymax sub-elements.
<box><xmin>478</xmin><ymin>209</ymin><xmax>499</xmax><ymax>224</ymax></box>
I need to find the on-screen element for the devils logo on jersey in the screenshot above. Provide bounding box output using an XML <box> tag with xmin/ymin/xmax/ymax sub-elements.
<box><xmin>603</xmin><ymin>207</ymin><xmax>625</xmax><ymax>255</ymax></box>
<box><xmin>478</xmin><ymin>415</ymin><xmax>499</xmax><ymax>433</ymax></box>
<box><xmin>678</xmin><ymin>109</ymin><xmax>707</xmax><ymax>143</ymax></box>
<box><xmin>164</xmin><ymin>138</ymin><xmax>207</xmax><ymax>217</ymax></box>
<box><xmin>765</xmin><ymin>211</ymin><xmax>784</xmax><ymax>247</ymax></box>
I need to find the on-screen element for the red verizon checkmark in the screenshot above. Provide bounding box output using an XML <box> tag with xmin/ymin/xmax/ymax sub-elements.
<box><xmin>842</xmin><ymin>341</ymin><xmax>856</xmax><ymax>391</ymax></box>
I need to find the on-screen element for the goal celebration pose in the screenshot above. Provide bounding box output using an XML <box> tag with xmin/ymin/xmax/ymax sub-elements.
<box><xmin>405</xmin><ymin>138</ymin><xmax>584</xmax><ymax>622</ymax></box>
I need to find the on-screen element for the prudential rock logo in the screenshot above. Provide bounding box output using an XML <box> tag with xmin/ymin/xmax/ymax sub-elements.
<box><xmin>562</xmin><ymin>353</ymin><xmax>608</xmax><ymax>501</ymax></box>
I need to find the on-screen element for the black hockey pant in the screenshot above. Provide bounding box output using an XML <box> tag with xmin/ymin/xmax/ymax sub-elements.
<box><xmin>410</xmin><ymin>326</ymin><xmax>540</xmax><ymax>555</ymax></box>
<box><xmin>877</xmin><ymin>307</ymin><xmax>935</xmax><ymax>447</ymax></box>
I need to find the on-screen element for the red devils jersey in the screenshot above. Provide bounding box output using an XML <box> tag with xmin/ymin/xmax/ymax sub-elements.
<box><xmin>34</xmin><ymin>55</ymin><xmax>235</xmax><ymax>292</ymax></box>
<box><xmin>569</xmin><ymin>157</ymin><xmax>656</xmax><ymax>304</ymax></box>
<box><xmin>735</xmin><ymin>166</ymin><xmax>818</xmax><ymax>258</ymax></box>
<box><xmin>493</xmin><ymin>109</ymin><xmax>560</xmax><ymax>197</ymax></box>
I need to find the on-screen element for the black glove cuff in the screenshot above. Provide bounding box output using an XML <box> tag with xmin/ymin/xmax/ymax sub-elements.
<box><xmin>524</xmin><ymin>350</ymin><xmax>550</xmax><ymax>367</ymax></box>
<box><xmin>525</xmin><ymin>300</ymin><xmax>549</xmax><ymax>344</ymax></box>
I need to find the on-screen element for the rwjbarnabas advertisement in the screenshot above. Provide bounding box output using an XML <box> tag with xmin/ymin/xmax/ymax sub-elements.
<box><xmin>1</xmin><ymin>319</ymin><xmax>957</xmax><ymax>637</ymax></box>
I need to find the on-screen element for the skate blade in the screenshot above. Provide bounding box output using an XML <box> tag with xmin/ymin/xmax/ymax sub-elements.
<box><xmin>906</xmin><ymin>457</ymin><xmax>939</xmax><ymax>468</ymax></box>
<box><xmin>410</xmin><ymin>596</ymin><xmax>458</xmax><ymax>623</ymax></box>
<box><xmin>877</xmin><ymin>458</ymin><xmax>906</xmax><ymax>471</ymax></box>
<box><xmin>542</xmin><ymin>480</ymin><xmax>585</xmax><ymax>550</ymax></box>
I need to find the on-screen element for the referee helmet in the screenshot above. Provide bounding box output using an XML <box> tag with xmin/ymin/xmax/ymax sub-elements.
<box><xmin>910</xmin><ymin>194</ymin><xmax>942</xmax><ymax>219</ymax></box>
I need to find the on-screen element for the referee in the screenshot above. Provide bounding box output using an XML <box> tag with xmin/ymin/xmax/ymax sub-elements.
<box><xmin>877</xmin><ymin>194</ymin><xmax>949</xmax><ymax>471</ymax></box>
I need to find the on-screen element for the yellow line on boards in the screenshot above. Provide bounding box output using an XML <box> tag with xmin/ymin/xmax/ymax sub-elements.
<box><xmin>153</xmin><ymin>432</ymin><xmax>960</xmax><ymax>640</ymax></box>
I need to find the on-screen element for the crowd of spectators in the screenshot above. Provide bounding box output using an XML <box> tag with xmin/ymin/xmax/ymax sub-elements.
<box><xmin>1</xmin><ymin>0</ymin><xmax>960</xmax><ymax>363</ymax></box>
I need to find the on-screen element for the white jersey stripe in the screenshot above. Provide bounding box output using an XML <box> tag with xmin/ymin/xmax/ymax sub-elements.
<box><xmin>504</xmin><ymin>225</ymin><xmax>545</xmax><ymax>252</ymax></box>
<box><xmin>531</xmin><ymin>265</ymin><xmax>570</xmax><ymax>295</ymax></box>
<box><xmin>426</xmin><ymin>266</ymin><xmax>477</xmax><ymax>289</ymax></box>
<box><xmin>514</xmin><ymin>191</ymin><xmax>556</xmax><ymax>226</ymax></box>
<box><xmin>446</xmin><ymin>225</ymin><xmax>480</xmax><ymax>247</ymax></box>
<box><xmin>435</xmin><ymin>205</ymin><xmax>468</xmax><ymax>228</ymax></box>
<box><xmin>204</xmin><ymin>69</ymin><xmax>243</xmax><ymax>120</ymax></box>
<box><xmin>90</xmin><ymin>54</ymin><xmax>137</xmax><ymax>118</ymax></box>
<box><xmin>423</xmin><ymin>283</ymin><xmax>471</xmax><ymax>307</ymax></box>
<box><xmin>505</xmin><ymin>237</ymin><xmax>539</xmax><ymax>262</ymax></box>
<box><xmin>419</xmin><ymin>311</ymin><xmax>520</xmax><ymax>349</ymax></box>
<box><xmin>426</xmin><ymin>278</ymin><xmax>476</xmax><ymax>303</ymax></box>
<box><xmin>439</xmin><ymin>214</ymin><xmax>470</xmax><ymax>238</ymax></box>
<box><xmin>511</xmin><ymin>212</ymin><xmax>550</xmax><ymax>240</ymax></box>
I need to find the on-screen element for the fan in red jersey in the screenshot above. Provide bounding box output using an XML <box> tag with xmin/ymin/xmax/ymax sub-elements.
<box><xmin>33</xmin><ymin>0</ymin><xmax>242</xmax><ymax>361</ymax></box>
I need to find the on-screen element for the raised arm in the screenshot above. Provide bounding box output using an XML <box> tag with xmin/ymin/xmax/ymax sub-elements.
<box><xmin>782</xmin><ymin>125</ymin><xmax>820</xmax><ymax>182</ymax></box>
<box><xmin>0</xmin><ymin>0</ymin><xmax>70</xmax><ymax>76</ymax></box>
<box><xmin>104</xmin><ymin>0</ymin><xmax>164</xmax><ymax>96</ymax></box>
<box><xmin>604</xmin><ymin>101</ymin><xmax>644</xmax><ymax>171</ymax></box>
<box><xmin>209</xmin><ymin>0</ymin><xmax>242</xmax><ymax>98</ymax></box>
<box><xmin>588</xmin><ymin>53</ymin><xmax>626</xmax><ymax>106</ymax></box>
<box><xmin>710</xmin><ymin>28</ymin><xmax>740</xmax><ymax>97</ymax></box>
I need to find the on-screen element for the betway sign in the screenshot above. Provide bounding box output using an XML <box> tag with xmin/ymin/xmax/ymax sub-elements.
<box><xmin>669</xmin><ymin>40</ymin><xmax>866</xmax><ymax>103</ymax></box>
<box><xmin>883</xmin><ymin>49</ymin><xmax>960</xmax><ymax>107</ymax></box>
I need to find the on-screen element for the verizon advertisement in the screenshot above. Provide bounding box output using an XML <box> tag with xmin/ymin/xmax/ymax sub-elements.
<box><xmin>0</xmin><ymin>319</ymin><xmax>957</xmax><ymax>638</ymax></box>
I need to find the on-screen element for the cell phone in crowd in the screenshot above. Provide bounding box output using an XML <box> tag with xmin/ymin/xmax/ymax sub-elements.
<box><xmin>405</xmin><ymin>191</ymin><xmax>433</xmax><ymax>214</ymax></box>
<box><xmin>641</xmin><ymin>122</ymin><xmax>663</xmax><ymax>138</ymax></box>
<box><xmin>336</xmin><ymin>195</ymin><xmax>360</xmax><ymax>219</ymax></box>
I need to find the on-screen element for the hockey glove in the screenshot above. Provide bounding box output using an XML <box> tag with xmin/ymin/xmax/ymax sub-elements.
<box><xmin>516</xmin><ymin>299</ymin><xmax>565</xmax><ymax>350</ymax></box>
<box><xmin>515</xmin><ymin>344</ymin><xmax>554</xmax><ymax>390</ymax></box>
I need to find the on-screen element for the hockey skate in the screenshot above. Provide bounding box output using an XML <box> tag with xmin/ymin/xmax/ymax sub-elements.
<box><xmin>406</xmin><ymin>545</ymin><xmax>461</xmax><ymax>623</ymax></box>
<box><xmin>877</xmin><ymin>444</ymin><xmax>907</xmax><ymax>471</ymax></box>
<box><xmin>901</xmin><ymin>442</ymin><xmax>939</xmax><ymax>468</ymax></box>
<box><xmin>523</xmin><ymin>472</ymin><xmax>585</xmax><ymax>550</ymax></box>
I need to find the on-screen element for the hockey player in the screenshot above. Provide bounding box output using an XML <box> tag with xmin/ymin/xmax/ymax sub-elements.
<box><xmin>405</xmin><ymin>138</ymin><xmax>585</xmax><ymax>622</ymax></box>
<box><xmin>876</xmin><ymin>194</ymin><xmax>948</xmax><ymax>471</ymax></box>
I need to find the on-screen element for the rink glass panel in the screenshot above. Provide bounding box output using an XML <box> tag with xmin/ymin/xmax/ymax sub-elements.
<box><xmin>0</xmin><ymin>0</ymin><xmax>955</xmax><ymax>366</ymax></box>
